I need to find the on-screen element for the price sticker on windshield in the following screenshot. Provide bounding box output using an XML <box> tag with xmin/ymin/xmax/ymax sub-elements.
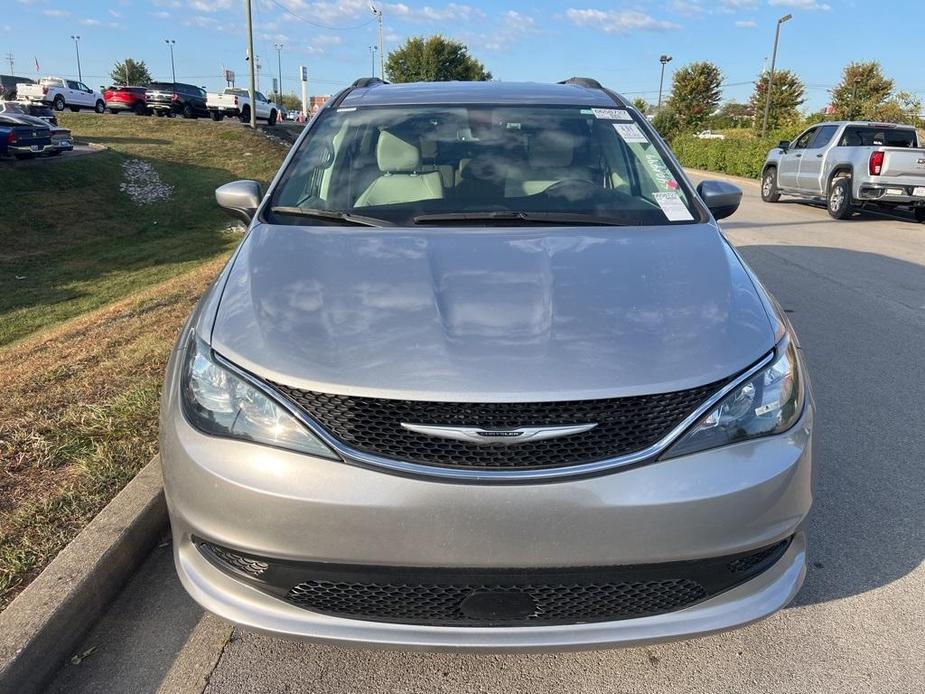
<box><xmin>613</xmin><ymin>123</ymin><xmax>648</xmax><ymax>144</ymax></box>
<box><xmin>653</xmin><ymin>192</ymin><xmax>694</xmax><ymax>222</ymax></box>
<box><xmin>591</xmin><ymin>108</ymin><xmax>632</xmax><ymax>121</ymax></box>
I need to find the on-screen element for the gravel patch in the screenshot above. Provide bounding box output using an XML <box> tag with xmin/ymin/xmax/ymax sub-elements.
<box><xmin>119</xmin><ymin>159</ymin><xmax>173</xmax><ymax>205</ymax></box>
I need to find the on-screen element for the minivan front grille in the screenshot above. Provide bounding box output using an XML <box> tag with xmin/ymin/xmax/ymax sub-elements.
<box><xmin>271</xmin><ymin>381</ymin><xmax>726</xmax><ymax>471</ymax></box>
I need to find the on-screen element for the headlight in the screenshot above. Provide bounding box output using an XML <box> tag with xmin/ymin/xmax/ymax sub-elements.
<box><xmin>180</xmin><ymin>336</ymin><xmax>336</xmax><ymax>459</ymax></box>
<box><xmin>663</xmin><ymin>338</ymin><xmax>804</xmax><ymax>459</ymax></box>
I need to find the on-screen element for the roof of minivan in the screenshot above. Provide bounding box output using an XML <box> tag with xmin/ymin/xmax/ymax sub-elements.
<box><xmin>338</xmin><ymin>80</ymin><xmax>625</xmax><ymax>108</ymax></box>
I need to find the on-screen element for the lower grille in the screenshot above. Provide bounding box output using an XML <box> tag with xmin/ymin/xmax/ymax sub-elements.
<box><xmin>270</xmin><ymin>381</ymin><xmax>726</xmax><ymax>471</ymax></box>
<box><xmin>198</xmin><ymin>538</ymin><xmax>791</xmax><ymax>627</ymax></box>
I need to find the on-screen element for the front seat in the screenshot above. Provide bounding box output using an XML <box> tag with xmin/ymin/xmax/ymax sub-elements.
<box><xmin>354</xmin><ymin>131</ymin><xmax>444</xmax><ymax>207</ymax></box>
<box><xmin>505</xmin><ymin>129</ymin><xmax>589</xmax><ymax>198</ymax></box>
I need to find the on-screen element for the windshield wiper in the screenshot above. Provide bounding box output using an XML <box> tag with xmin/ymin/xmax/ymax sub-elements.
<box><xmin>411</xmin><ymin>211</ymin><xmax>627</xmax><ymax>226</ymax></box>
<box><xmin>269</xmin><ymin>206</ymin><xmax>392</xmax><ymax>227</ymax></box>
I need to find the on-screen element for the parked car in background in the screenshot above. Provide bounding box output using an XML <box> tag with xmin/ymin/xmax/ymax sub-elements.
<box><xmin>0</xmin><ymin>74</ymin><xmax>35</xmax><ymax>101</ymax></box>
<box><xmin>47</xmin><ymin>126</ymin><xmax>74</xmax><ymax>155</ymax></box>
<box><xmin>207</xmin><ymin>88</ymin><xmax>279</xmax><ymax>124</ymax></box>
<box><xmin>0</xmin><ymin>114</ymin><xmax>53</xmax><ymax>159</ymax></box>
<box><xmin>146</xmin><ymin>81</ymin><xmax>209</xmax><ymax>118</ymax></box>
<box><xmin>761</xmin><ymin>120</ymin><xmax>925</xmax><ymax>221</ymax></box>
<box><xmin>696</xmin><ymin>130</ymin><xmax>726</xmax><ymax>140</ymax></box>
<box><xmin>104</xmin><ymin>85</ymin><xmax>149</xmax><ymax>115</ymax></box>
<box><xmin>162</xmin><ymin>77</ymin><xmax>813</xmax><ymax>651</ymax></box>
<box><xmin>18</xmin><ymin>77</ymin><xmax>105</xmax><ymax>113</ymax></box>
<box><xmin>0</xmin><ymin>101</ymin><xmax>58</xmax><ymax>126</ymax></box>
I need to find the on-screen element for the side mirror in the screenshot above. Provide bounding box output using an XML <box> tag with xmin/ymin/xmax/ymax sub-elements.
<box><xmin>215</xmin><ymin>180</ymin><xmax>262</xmax><ymax>223</ymax></box>
<box><xmin>777</xmin><ymin>140</ymin><xmax>790</xmax><ymax>151</ymax></box>
<box><xmin>697</xmin><ymin>180</ymin><xmax>742</xmax><ymax>221</ymax></box>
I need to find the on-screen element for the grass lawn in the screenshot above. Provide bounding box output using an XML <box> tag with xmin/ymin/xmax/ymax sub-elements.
<box><xmin>0</xmin><ymin>114</ymin><xmax>289</xmax><ymax>608</ymax></box>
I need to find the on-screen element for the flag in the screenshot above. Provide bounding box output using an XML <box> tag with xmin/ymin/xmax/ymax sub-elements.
<box><xmin>34</xmin><ymin>56</ymin><xmax>40</xmax><ymax>73</ymax></box>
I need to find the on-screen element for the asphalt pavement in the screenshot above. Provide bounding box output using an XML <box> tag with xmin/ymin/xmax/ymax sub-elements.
<box><xmin>48</xmin><ymin>175</ymin><xmax>925</xmax><ymax>694</ymax></box>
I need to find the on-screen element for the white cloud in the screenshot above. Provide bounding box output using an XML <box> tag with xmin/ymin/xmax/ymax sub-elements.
<box><xmin>154</xmin><ymin>11</ymin><xmax>171</xmax><ymax>18</ymax></box>
<box><xmin>42</xmin><ymin>9</ymin><xmax>71</xmax><ymax>17</ymax></box>
<box><xmin>735</xmin><ymin>19</ymin><xmax>757</xmax><ymax>27</ymax></box>
<box><xmin>189</xmin><ymin>0</ymin><xmax>235</xmax><ymax>12</ymax></box>
<box><xmin>721</xmin><ymin>0</ymin><xmax>758</xmax><ymax>8</ymax></box>
<box><xmin>566</xmin><ymin>8</ymin><xmax>681</xmax><ymax>33</ymax></box>
<box><xmin>669</xmin><ymin>0</ymin><xmax>706</xmax><ymax>17</ymax></box>
<box><xmin>79</xmin><ymin>18</ymin><xmax>102</xmax><ymax>25</ymax></box>
<box><xmin>109</xmin><ymin>9</ymin><xmax>122</xmax><ymax>18</ymax></box>
<box><xmin>473</xmin><ymin>10</ymin><xmax>537</xmax><ymax>52</ymax></box>
<box><xmin>769</xmin><ymin>0</ymin><xmax>831</xmax><ymax>10</ymax></box>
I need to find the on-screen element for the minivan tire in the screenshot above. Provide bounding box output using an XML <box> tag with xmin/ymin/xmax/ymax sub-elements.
<box><xmin>94</xmin><ymin>100</ymin><xmax>105</xmax><ymax>114</ymax></box>
<box><xmin>761</xmin><ymin>168</ymin><xmax>781</xmax><ymax>202</ymax></box>
<box><xmin>827</xmin><ymin>176</ymin><xmax>854</xmax><ymax>220</ymax></box>
<box><xmin>52</xmin><ymin>95</ymin><xmax>66</xmax><ymax>111</ymax></box>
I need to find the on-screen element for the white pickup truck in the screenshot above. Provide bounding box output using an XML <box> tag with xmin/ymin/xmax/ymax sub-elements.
<box><xmin>18</xmin><ymin>76</ymin><xmax>105</xmax><ymax>113</ymax></box>
<box><xmin>761</xmin><ymin>120</ymin><xmax>925</xmax><ymax>221</ymax></box>
<box><xmin>207</xmin><ymin>88</ymin><xmax>279</xmax><ymax>125</ymax></box>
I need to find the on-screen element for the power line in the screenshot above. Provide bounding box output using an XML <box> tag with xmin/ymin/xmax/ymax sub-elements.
<box><xmin>265</xmin><ymin>0</ymin><xmax>375</xmax><ymax>30</ymax></box>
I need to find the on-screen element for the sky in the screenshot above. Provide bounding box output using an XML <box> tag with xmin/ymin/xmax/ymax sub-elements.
<box><xmin>4</xmin><ymin>0</ymin><xmax>923</xmax><ymax>112</ymax></box>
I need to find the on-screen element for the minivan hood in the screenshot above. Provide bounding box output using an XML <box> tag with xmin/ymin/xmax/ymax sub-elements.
<box><xmin>211</xmin><ymin>224</ymin><xmax>776</xmax><ymax>401</ymax></box>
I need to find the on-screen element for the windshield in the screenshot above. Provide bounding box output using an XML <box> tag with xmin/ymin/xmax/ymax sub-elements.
<box><xmin>268</xmin><ymin>104</ymin><xmax>699</xmax><ymax>226</ymax></box>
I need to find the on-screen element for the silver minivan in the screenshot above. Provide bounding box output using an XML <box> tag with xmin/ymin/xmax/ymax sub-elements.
<box><xmin>161</xmin><ymin>78</ymin><xmax>813</xmax><ymax>650</ymax></box>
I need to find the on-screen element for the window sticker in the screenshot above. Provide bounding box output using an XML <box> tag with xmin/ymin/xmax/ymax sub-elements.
<box><xmin>591</xmin><ymin>108</ymin><xmax>632</xmax><ymax>121</ymax></box>
<box><xmin>613</xmin><ymin>122</ymin><xmax>648</xmax><ymax>143</ymax></box>
<box><xmin>337</xmin><ymin>106</ymin><xmax>357</xmax><ymax>112</ymax></box>
<box><xmin>653</xmin><ymin>192</ymin><xmax>694</xmax><ymax>221</ymax></box>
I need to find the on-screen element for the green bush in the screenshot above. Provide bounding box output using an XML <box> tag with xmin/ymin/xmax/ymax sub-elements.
<box><xmin>673</xmin><ymin>125</ymin><xmax>804</xmax><ymax>179</ymax></box>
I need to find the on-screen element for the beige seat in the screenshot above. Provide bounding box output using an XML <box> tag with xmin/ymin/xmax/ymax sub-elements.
<box><xmin>505</xmin><ymin>130</ymin><xmax>589</xmax><ymax>198</ymax></box>
<box><xmin>354</xmin><ymin>131</ymin><xmax>444</xmax><ymax>207</ymax></box>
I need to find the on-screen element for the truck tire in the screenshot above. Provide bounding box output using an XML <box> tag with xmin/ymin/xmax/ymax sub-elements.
<box><xmin>94</xmin><ymin>100</ymin><xmax>105</xmax><ymax>114</ymax></box>
<box><xmin>210</xmin><ymin>111</ymin><xmax>223</xmax><ymax>122</ymax></box>
<box><xmin>133</xmin><ymin>102</ymin><xmax>148</xmax><ymax>115</ymax></box>
<box><xmin>761</xmin><ymin>167</ymin><xmax>781</xmax><ymax>202</ymax></box>
<box><xmin>268</xmin><ymin>109</ymin><xmax>277</xmax><ymax>126</ymax></box>
<box><xmin>53</xmin><ymin>95</ymin><xmax>65</xmax><ymax>111</ymax></box>
<box><xmin>239</xmin><ymin>105</ymin><xmax>250</xmax><ymax>123</ymax></box>
<box><xmin>827</xmin><ymin>175</ymin><xmax>854</xmax><ymax>220</ymax></box>
<box><xmin>914</xmin><ymin>208</ymin><xmax>925</xmax><ymax>223</ymax></box>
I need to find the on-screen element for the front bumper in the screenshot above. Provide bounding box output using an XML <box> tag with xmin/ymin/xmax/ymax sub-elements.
<box><xmin>161</xmin><ymin>359</ymin><xmax>814</xmax><ymax>649</ymax></box>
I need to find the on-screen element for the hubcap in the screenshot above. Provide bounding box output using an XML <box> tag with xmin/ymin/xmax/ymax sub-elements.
<box><xmin>763</xmin><ymin>176</ymin><xmax>772</xmax><ymax>196</ymax></box>
<box><xmin>830</xmin><ymin>185</ymin><xmax>844</xmax><ymax>210</ymax></box>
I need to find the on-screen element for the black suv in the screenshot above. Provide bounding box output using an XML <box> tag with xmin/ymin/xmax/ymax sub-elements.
<box><xmin>0</xmin><ymin>74</ymin><xmax>35</xmax><ymax>101</ymax></box>
<box><xmin>145</xmin><ymin>81</ymin><xmax>209</xmax><ymax>118</ymax></box>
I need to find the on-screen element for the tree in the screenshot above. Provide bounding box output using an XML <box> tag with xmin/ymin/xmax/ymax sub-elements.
<box><xmin>110</xmin><ymin>58</ymin><xmax>152</xmax><ymax>87</ymax></box>
<box><xmin>651</xmin><ymin>108</ymin><xmax>681</xmax><ymax>142</ymax></box>
<box><xmin>749</xmin><ymin>69</ymin><xmax>805</xmax><ymax>131</ymax></box>
<box><xmin>876</xmin><ymin>91</ymin><xmax>922</xmax><ymax>126</ymax></box>
<box><xmin>632</xmin><ymin>97</ymin><xmax>650</xmax><ymax>115</ymax></box>
<box><xmin>667</xmin><ymin>61</ymin><xmax>722</xmax><ymax>132</ymax></box>
<box><xmin>386</xmin><ymin>36</ymin><xmax>491</xmax><ymax>83</ymax></box>
<box><xmin>830</xmin><ymin>61</ymin><xmax>893</xmax><ymax>121</ymax></box>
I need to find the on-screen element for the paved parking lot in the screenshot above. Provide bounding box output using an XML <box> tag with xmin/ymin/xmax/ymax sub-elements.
<box><xmin>48</xmin><ymin>176</ymin><xmax>925</xmax><ymax>693</ymax></box>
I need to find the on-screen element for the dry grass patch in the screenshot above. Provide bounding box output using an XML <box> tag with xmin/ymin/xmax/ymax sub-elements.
<box><xmin>0</xmin><ymin>257</ymin><xmax>226</xmax><ymax>609</ymax></box>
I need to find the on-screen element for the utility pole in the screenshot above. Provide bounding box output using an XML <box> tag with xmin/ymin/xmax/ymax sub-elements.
<box><xmin>245</xmin><ymin>0</ymin><xmax>257</xmax><ymax>128</ymax></box>
<box><xmin>761</xmin><ymin>13</ymin><xmax>792</xmax><ymax>138</ymax></box>
<box><xmin>70</xmin><ymin>35</ymin><xmax>82</xmax><ymax>82</ymax></box>
<box><xmin>274</xmin><ymin>42</ymin><xmax>283</xmax><ymax>102</ymax></box>
<box><xmin>657</xmin><ymin>55</ymin><xmax>672</xmax><ymax>110</ymax></box>
<box><xmin>165</xmin><ymin>39</ymin><xmax>176</xmax><ymax>84</ymax></box>
<box><xmin>4</xmin><ymin>52</ymin><xmax>13</xmax><ymax>75</ymax></box>
<box><xmin>369</xmin><ymin>45</ymin><xmax>377</xmax><ymax>77</ymax></box>
<box><xmin>370</xmin><ymin>3</ymin><xmax>384</xmax><ymax>79</ymax></box>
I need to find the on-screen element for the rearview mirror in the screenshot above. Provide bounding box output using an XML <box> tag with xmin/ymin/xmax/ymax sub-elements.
<box><xmin>777</xmin><ymin>140</ymin><xmax>790</xmax><ymax>151</ymax></box>
<box><xmin>215</xmin><ymin>180</ymin><xmax>262</xmax><ymax>223</ymax></box>
<box><xmin>697</xmin><ymin>180</ymin><xmax>742</xmax><ymax>220</ymax></box>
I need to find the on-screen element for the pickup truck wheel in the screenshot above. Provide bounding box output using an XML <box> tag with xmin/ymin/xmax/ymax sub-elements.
<box><xmin>210</xmin><ymin>111</ymin><xmax>223</xmax><ymax>122</ymax></box>
<box><xmin>69</xmin><ymin>106</ymin><xmax>80</xmax><ymax>113</ymax></box>
<box><xmin>914</xmin><ymin>208</ymin><xmax>925</xmax><ymax>223</ymax></box>
<box><xmin>52</xmin><ymin>95</ymin><xmax>65</xmax><ymax>111</ymax></box>
<box><xmin>133</xmin><ymin>102</ymin><xmax>147</xmax><ymax>115</ymax></box>
<box><xmin>761</xmin><ymin>168</ymin><xmax>781</xmax><ymax>202</ymax></box>
<box><xmin>94</xmin><ymin>100</ymin><xmax>105</xmax><ymax>114</ymax></box>
<box><xmin>268</xmin><ymin>109</ymin><xmax>277</xmax><ymax>126</ymax></box>
<box><xmin>239</xmin><ymin>106</ymin><xmax>251</xmax><ymax>123</ymax></box>
<box><xmin>827</xmin><ymin>176</ymin><xmax>854</xmax><ymax>220</ymax></box>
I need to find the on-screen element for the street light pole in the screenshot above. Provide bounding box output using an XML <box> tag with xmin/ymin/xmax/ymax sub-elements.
<box><xmin>274</xmin><ymin>42</ymin><xmax>283</xmax><ymax>102</ymax></box>
<box><xmin>657</xmin><ymin>54</ymin><xmax>672</xmax><ymax>110</ymax></box>
<box><xmin>371</xmin><ymin>4</ymin><xmax>384</xmax><ymax>79</ymax></box>
<box><xmin>70</xmin><ymin>35</ymin><xmax>82</xmax><ymax>82</ymax></box>
<box><xmin>369</xmin><ymin>45</ymin><xmax>377</xmax><ymax>77</ymax></box>
<box><xmin>245</xmin><ymin>0</ymin><xmax>257</xmax><ymax>128</ymax></box>
<box><xmin>165</xmin><ymin>39</ymin><xmax>176</xmax><ymax>84</ymax></box>
<box><xmin>760</xmin><ymin>13</ymin><xmax>792</xmax><ymax>138</ymax></box>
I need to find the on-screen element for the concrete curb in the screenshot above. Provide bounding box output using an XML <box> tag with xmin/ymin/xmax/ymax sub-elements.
<box><xmin>0</xmin><ymin>457</ymin><xmax>167</xmax><ymax>694</ymax></box>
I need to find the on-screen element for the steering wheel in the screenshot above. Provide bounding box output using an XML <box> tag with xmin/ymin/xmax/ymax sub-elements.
<box><xmin>542</xmin><ymin>179</ymin><xmax>600</xmax><ymax>199</ymax></box>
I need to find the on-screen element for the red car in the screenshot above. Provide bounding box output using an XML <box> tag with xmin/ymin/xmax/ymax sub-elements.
<box><xmin>103</xmin><ymin>86</ymin><xmax>149</xmax><ymax>115</ymax></box>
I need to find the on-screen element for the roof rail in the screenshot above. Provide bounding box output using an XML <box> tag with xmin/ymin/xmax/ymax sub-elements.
<box><xmin>351</xmin><ymin>77</ymin><xmax>388</xmax><ymax>88</ymax></box>
<box><xmin>558</xmin><ymin>77</ymin><xmax>604</xmax><ymax>89</ymax></box>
